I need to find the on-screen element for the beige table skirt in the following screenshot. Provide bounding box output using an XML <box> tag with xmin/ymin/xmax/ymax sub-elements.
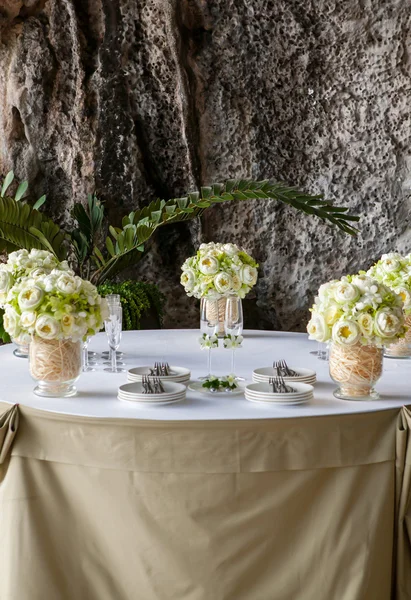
<box><xmin>1</xmin><ymin>402</ymin><xmax>411</xmax><ymax>600</ymax></box>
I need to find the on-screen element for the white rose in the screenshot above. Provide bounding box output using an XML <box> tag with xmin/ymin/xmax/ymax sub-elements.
<box><xmin>332</xmin><ymin>320</ymin><xmax>361</xmax><ymax>346</ymax></box>
<box><xmin>318</xmin><ymin>280</ymin><xmax>338</xmax><ymax>301</ymax></box>
<box><xmin>214</xmin><ymin>272</ymin><xmax>232</xmax><ymax>294</ymax></box>
<box><xmin>199</xmin><ymin>255</ymin><xmax>219</xmax><ymax>275</ymax></box>
<box><xmin>240</xmin><ymin>265</ymin><xmax>258</xmax><ymax>286</ymax></box>
<box><xmin>351</xmin><ymin>275</ymin><xmax>373</xmax><ymax>293</ymax></box>
<box><xmin>61</xmin><ymin>313</ymin><xmax>75</xmax><ymax>336</ymax></box>
<box><xmin>56</xmin><ymin>273</ymin><xmax>80</xmax><ymax>295</ymax></box>
<box><xmin>3</xmin><ymin>306</ymin><xmax>21</xmax><ymax>339</ymax></box>
<box><xmin>357</xmin><ymin>313</ymin><xmax>374</xmax><ymax>338</ymax></box>
<box><xmin>180</xmin><ymin>268</ymin><xmax>196</xmax><ymax>291</ymax></box>
<box><xmin>394</xmin><ymin>287</ymin><xmax>411</xmax><ymax>310</ymax></box>
<box><xmin>374</xmin><ymin>308</ymin><xmax>402</xmax><ymax>338</ymax></box>
<box><xmin>20</xmin><ymin>311</ymin><xmax>37</xmax><ymax>330</ymax></box>
<box><xmin>381</xmin><ymin>253</ymin><xmax>402</xmax><ymax>273</ymax></box>
<box><xmin>307</xmin><ymin>313</ymin><xmax>330</xmax><ymax>342</ymax></box>
<box><xmin>0</xmin><ymin>268</ymin><xmax>14</xmax><ymax>305</ymax></box>
<box><xmin>35</xmin><ymin>314</ymin><xmax>61</xmax><ymax>340</ymax></box>
<box><xmin>223</xmin><ymin>243</ymin><xmax>238</xmax><ymax>256</ymax></box>
<box><xmin>334</xmin><ymin>282</ymin><xmax>360</xmax><ymax>304</ymax></box>
<box><xmin>230</xmin><ymin>274</ymin><xmax>242</xmax><ymax>292</ymax></box>
<box><xmin>18</xmin><ymin>286</ymin><xmax>44</xmax><ymax>311</ymax></box>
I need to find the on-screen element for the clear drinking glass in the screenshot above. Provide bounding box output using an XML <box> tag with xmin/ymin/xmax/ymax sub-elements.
<box><xmin>199</xmin><ymin>299</ymin><xmax>219</xmax><ymax>379</ymax></box>
<box><xmin>103</xmin><ymin>295</ymin><xmax>126</xmax><ymax>365</ymax></box>
<box><xmin>104</xmin><ymin>305</ymin><xmax>125</xmax><ymax>373</ymax></box>
<box><xmin>224</xmin><ymin>296</ymin><xmax>244</xmax><ymax>379</ymax></box>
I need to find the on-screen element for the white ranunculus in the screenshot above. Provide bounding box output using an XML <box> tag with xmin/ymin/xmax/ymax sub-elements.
<box><xmin>374</xmin><ymin>308</ymin><xmax>402</xmax><ymax>338</ymax></box>
<box><xmin>318</xmin><ymin>280</ymin><xmax>338</xmax><ymax>301</ymax></box>
<box><xmin>223</xmin><ymin>243</ymin><xmax>238</xmax><ymax>256</ymax></box>
<box><xmin>324</xmin><ymin>305</ymin><xmax>342</xmax><ymax>327</ymax></box>
<box><xmin>198</xmin><ymin>255</ymin><xmax>219</xmax><ymax>275</ymax></box>
<box><xmin>357</xmin><ymin>313</ymin><xmax>374</xmax><ymax>338</ymax></box>
<box><xmin>35</xmin><ymin>314</ymin><xmax>61</xmax><ymax>340</ymax></box>
<box><xmin>56</xmin><ymin>273</ymin><xmax>80</xmax><ymax>295</ymax></box>
<box><xmin>334</xmin><ymin>282</ymin><xmax>360</xmax><ymax>304</ymax></box>
<box><xmin>307</xmin><ymin>313</ymin><xmax>330</xmax><ymax>342</ymax></box>
<box><xmin>240</xmin><ymin>265</ymin><xmax>258</xmax><ymax>286</ymax></box>
<box><xmin>351</xmin><ymin>275</ymin><xmax>372</xmax><ymax>293</ymax></box>
<box><xmin>394</xmin><ymin>287</ymin><xmax>411</xmax><ymax>310</ymax></box>
<box><xmin>61</xmin><ymin>313</ymin><xmax>75</xmax><ymax>336</ymax></box>
<box><xmin>3</xmin><ymin>306</ymin><xmax>21</xmax><ymax>339</ymax></box>
<box><xmin>180</xmin><ymin>268</ymin><xmax>196</xmax><ymax>291</ymax></box>
<box><xmin>381</xmin><ymin>253</ymin><xmax>402</xmax><ymax>273</ymax></box>
<box><xmin>214</xmin><ymin>272</ymin><xmax>232</xmax><ymax>294</ymax></box>
<box><xmin>332</xmin><ymin>320</ymin><xmax>361</xmax><ymax>346</ymax></box>
<box><xmin>20</xmin><ymin>311</ymin><xmax>37</xmax><ymax>330</ymax></box>
<box><xmin>18</xmin><ymin>286</ymin><xmax>44</xmax><ymax>311</ymax></box>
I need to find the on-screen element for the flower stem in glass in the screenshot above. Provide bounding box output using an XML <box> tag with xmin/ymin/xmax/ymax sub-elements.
<box><xmin>231</xmin><ymin>348</ymin><xmax>235</xmax><ymax>375</ymax></box>
<box><xmin>111</xmin><ymin>347</ymin><xmax>117</xmax><ymax>372</ymax></box>
<box><xmin>207</xmin><ymin>347</ymin><xmax>212</xmax><ymax>377</ymax></box>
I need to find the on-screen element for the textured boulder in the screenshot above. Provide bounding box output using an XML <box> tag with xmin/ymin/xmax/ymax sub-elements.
<box><xmin>0</xmin><ymin>0</ymin><xmax>410</xmax><ymax>330</ymax></box>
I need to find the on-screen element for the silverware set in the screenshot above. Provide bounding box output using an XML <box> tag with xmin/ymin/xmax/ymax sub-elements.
<box><xmin>273</xmin><ymin>360</ymin><xmax>298</xmax><ymax>377</ymax></box>
<box><xmin>142</xmin><ymin>375</ymin><xmax>165</xmax><ymax>394</ymax></box>
<box><xmin>149</xmin><ymin>362</ymin><xmax>171</xmax><ymax>376</ymax></box>
<box><xmin>268</xmin><ymin>375</ymin><xmax>295</xmax><ymax>394</ymax></box>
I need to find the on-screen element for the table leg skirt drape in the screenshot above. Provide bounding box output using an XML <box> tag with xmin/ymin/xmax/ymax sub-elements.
<box><xmin>1</xmin><ymin>402</ymin><xmax>411</xmax><ymax>600</ymax></box>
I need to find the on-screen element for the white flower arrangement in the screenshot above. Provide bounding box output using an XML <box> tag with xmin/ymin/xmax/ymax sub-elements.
<box><xmin>307</xmin><ymin>274</ymin><xmax>405</xmax><ymax>347</ymax></box>
<box><xmin>3</xmin><ymin>269</ymin><xmax>108</xmax><ymax>343</ymax></box>
<box><xmin>181</xmin><ymin>242</ymin><xmax>258</xmax><ymax>300</ymax></box>
<box><xmin>367</xmin><ymin>252</ymin><xmax>411</xmax><ymax>314</ymax></box>
<box><xmin>198</xmin><ymin>333</ymin><xmax>219</xmax><ymax>349</ymax></box>
<box><xmin>0</xmin><ymin>249</ymin><xmax>71</xmax><ymax>307</ymax></box>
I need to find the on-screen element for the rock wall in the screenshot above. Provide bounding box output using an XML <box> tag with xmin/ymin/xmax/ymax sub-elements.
<box><xmin>0</xmin><ymin>0</ymin><xmax>410</xmax><ymax>330</ymax></box>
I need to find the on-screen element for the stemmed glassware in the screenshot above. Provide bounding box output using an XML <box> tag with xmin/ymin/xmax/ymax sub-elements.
<box><xmin>224</xmin><ymin>296</ymin><xmax>244</xmax><ymax>379</ymax></box>
<box><xmin>82</xmin><ymin>337</ymin><xmax>96</xmax><ymax>372</ymax></box>
<box><xmin>309</xmin><ymin>342</ymin><xmax>329</xmax><ymax>361</ymax></box>
<box><xmin>104</xmin><ymin>304</ymin><xmax>125</xmax><ymax>373</ymax></box>
<box><xmin>199</xmin><ymin>299</ymin><xmax>219</xmax><ymax>380</ymax></box>
<box><xmin>103</xmin><ymin>295</ymin><xmax>125</xmax><ymax>366</ymax></box>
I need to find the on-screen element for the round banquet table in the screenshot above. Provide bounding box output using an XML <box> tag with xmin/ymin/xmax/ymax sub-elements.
<box><xmin>0</xmin><ymin>330</ymin><xmax>410</xmax><ymax>600</ymax></box>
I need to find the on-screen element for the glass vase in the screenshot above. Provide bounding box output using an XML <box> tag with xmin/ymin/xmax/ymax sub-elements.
<box><xmin>200</xmin><ymin>297</ymin><xmax>235</xmax><ymax>337</ymax></box>
<box><xmin>329</xmin><ymin>342</ymin><xmax>383</xmax><ymax>400</ymax></box>
<box><xmin>384</xmin><ymin>314</ymin><xmax>411</xmax><ymax>359</ymax></box>
<box><xmin>12</xmin><ymin>335</ymin><xmax>30</xmax><ymax>358</ymax></box>
<box><xmin>29</xmin><ymin>336</ymin><xmax>82</xmax><ymax>397</ymax></box>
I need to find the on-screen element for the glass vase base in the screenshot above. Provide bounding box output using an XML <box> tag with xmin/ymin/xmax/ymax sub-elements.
<box><xmin>384</xmin><ymin>351</ymin><xmax>411</xmax><ymax>360</ymax></box>
<box><xmin>333</xmin><ymin>387</ymin><xmax>379</xmax><ymax>401</ymax></box>
<box><xmin>33</xmin><ymin>383</ymin><xmax>77</xmax><ymax>398</ymax></box>
<box><xmin>13</xmin><ymin>347</ymin><xmax>29</xmax><ymax>359</ymax></box>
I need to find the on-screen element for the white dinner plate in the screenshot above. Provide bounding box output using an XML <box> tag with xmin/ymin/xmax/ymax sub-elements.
<box><xmin>119</xmin><ymin>381</ymin><xmax>186</xmax><ymax>395</ymax></box>
<box><xmin>245</xmin><ymin>391</ymin><xmax>313</xmax><ymax>402</ymax></box>
<box><xmin>245</xmin><ymin>382</ymin><xmax>314</xmax><ymax>398</ymax></box>
<box><xmin>252</xmin><ymin>375</ymin><xmax>316</xmax><ymax>384</ymax></box>
<box><xmin>188</xmin><ymin>381</ymin><xmax>245</xmax><ymax>396</ymax></box>
<box><xmin>118</xmin><ymin>395</ymin><xmax>185</xmax><ymax>405</ymax></box>
<box><xmin>245</xmin><ymin>396</ymin><xmax>310</xmax><ymax>406</ymax></box>
<box><xmin>253</xmin><ymin>367</ymin><xmax>316</xmax><ymax>379</ymax></box>
<box><xmin>118</xmin><ymin>392</ymin><xmax>185</xmax><ymax>402</ymax></box>
<box><xmin>127</xmin><ymin>366</ymin><xmax>191</xmax><ymax>379</ymax></box>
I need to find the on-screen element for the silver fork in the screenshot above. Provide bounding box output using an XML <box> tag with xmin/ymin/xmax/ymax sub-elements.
<box><xmin>280</xmin><ymin>359</ymin><xmax>297</xmax><ymax>377</ymax></box>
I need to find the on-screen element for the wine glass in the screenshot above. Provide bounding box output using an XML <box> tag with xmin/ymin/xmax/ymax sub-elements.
<box><xmin>104</xmin><ymin>305</ymin><xmax>125</xmax><ymax>373</ymax></box>
<box><xmin>199</xmin><ymin>299</ymin><xmax>219</xmax><ymax>380</ymax></box>
<box><xmin>102</xmin><ymin>295</ymin><xmax>126</xmax><ymax>365</ymax></box>
<box><xmin>224</xmin><ymin>297</ymin><xmax>244</xmax><ymax>379</ymax></box>
<box><xmin>82</xmin><ymin>337</ymin><xmax>96</xmax><ymax>372</ymax></box>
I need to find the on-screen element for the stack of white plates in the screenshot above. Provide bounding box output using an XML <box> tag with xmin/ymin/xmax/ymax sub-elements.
<box><xmin>245</xmin><ymin>382</ymin><xmax>313</xmax><ymax>405</ymax></box>
<box><xmin>118</xmin><ymin>381</ymin><xmax>186</xmax><ymax>405</ymax></box>
<box><xmin>127</xmin><ymin>366</ymin><xmax>191</xmax><ymax>385</ymax></box>
<box><xmin>252</xmin><ymin>367</ymin><xmax>316</xmax><ymax>385</ymax></box>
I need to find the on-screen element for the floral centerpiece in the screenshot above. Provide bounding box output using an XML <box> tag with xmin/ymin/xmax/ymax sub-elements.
<box><xmin>181</xmin><ymin>242</ymin><xmax>258</xmax><ymax>335</ymax></box>
<box><xmin>366</xmin><ymin>252</ymin><xmax>411</xmax><ymax>357</ymax></box>
<box><xmin>3</xmin><ymin>268</ymin><xmax>108</xmax><ymax>397</ymax></box>
<box><xmin>0</xmin><ymin>249</ymin><xmax>71</xmax><ymax>355</ymax></box>
<box><xmin>307</xmin><ymin>274</ymin><xmax>405</xmax><ymax>399</ymax></box>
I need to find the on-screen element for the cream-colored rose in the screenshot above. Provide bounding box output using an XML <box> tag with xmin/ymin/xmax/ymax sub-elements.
<box><xmin>56</xmin><ymin>273</ymin><xmax>80</xmax><ymax>295</ymax></box>
<box><xmin>374</xmin><ymin>308</ymin><xmax>402</xmax><ymax>338</ymax></box>
<box><xmin>20</xmin><ymin>311</ymin><xmax>37</xmax><ymax>330</ymax></box>
<box><xmin>223</xmin><ymin>243</ymin><xmax>238</xmax><ymax>256</ymax></box>
<box><xmin>332</xmin><ymin>320</ymin><xmax>361</xmax><ymax>346</ymax></box>
<box><xmin>230</xmin><ymin>273</ymin><xmax>242</xmax><ymax>292</ymax></box>
<box><xmin>240</xmin><ymin>265</ymin><xmax>258</xmax><ymax>286</ymax></box>
<box><xmin>180</xmin><ymin>268</ymin><xmax>196</xmax><ymax>290</ymax></box>
<box><xmin>214</xmin><ymin>272</ymin><xmax>232</xmax><ymax>294</ymax></box>
<box><xmin>3</xmin><ymin>306</ymin><xmax>21</xmax><ymax>339</ymax></box>
<box><xmin>334</xmin><ymin>282</ymin><xmax>360</xmax><ymax>304</ymax></box>
<box><xmin>61</xmin><ymin>313</ymin><xmax>75</xmax><ymax>336</ymax></box>
<box><xmin>324</xmin><ymin>305</ymin><xmax>342</xmax><ymax>326</ymax></box>
<box><xmin>35</xmin><ymin>314</ymin><xmax>61</xmax><ymax>340</ymax></box>
<box><xmin>307</xmin><ymin>313</ymin><xmax>330</xmax><ymax>342</ymax></box>
<box><xmin>199</xmin><ymin>255</ymin><xmax>219</xmax><ymax>275</ymax></box>
<box><xmin>0</xmin><ymin>268</ymin><xmax>14</xmax><ymax>305</ymax></box>
<box><xmin>18</xmin><ymin>286</ymin><xmax>44</xmax><ymax>311</ymax></box>
<box><xmin>394</xmin><ymin>287</ymin><xmax>411</xmax><ymax>310</ymax></box>
<box><xmin>357</xmin><ymin>313</ymin><xmax>373</xmax><ymax>338</ymax></box>
<box><xmin>381</xmin><ymin>253</ymin><xmax>402</xmax><ymax>273</ymax></box>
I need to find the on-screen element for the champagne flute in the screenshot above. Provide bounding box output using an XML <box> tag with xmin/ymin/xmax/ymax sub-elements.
<box><xmin>82</xmin><ymin>337</ymin><xmax>96</xmax><ymax>372</ymax></box>
<box><xmin>224</xmin><ymin>296</ymin><xmax>244</xmax><ymax>379</ymax></box>
<box><xmin>102</xmin><ymin>295</ymin><xmax>126</xmax><ymax>365</ymax></box>
<box><xmin>104</xmin><ymin>305</ymin><xmax>125</xmax><ymax>373</ymax></box>
<box><xmin>199</xmin><ymin>299</ymin><xmax>219</xmax><ymax>380</ymax></box>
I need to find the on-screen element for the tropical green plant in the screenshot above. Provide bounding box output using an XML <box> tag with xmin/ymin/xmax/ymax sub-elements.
<box><xmin>0</xmin><ymin>172</ymin><xmax>359</xmax><ymax>286</ymax></box>
<box><xmin>97</xmin><ymin>280</ymin><xmax>165</xmax><ymax>330</ymax></box>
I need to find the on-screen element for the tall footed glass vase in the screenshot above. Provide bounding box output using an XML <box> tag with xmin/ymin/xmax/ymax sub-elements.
<box><xmin>29</xmin><ymin>336</ymin><xmax>82</xmax><ymax>397</ymax></box>
<box><xmin>12</xmin><ymin>335</ymin><xmax>30</xmax><ymax>358</ymax></box>
<box><xmin>329</xmin><ymin>342</ymin><xmax>383</xmax><ymax>401</ymax></box>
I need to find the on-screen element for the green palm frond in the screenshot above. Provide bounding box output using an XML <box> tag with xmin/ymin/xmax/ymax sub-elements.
<box><xmin>0</xmin><ymin>196</ymin><xmax>67</xmax><ymax>259</ymax></box>
<box><xmin>93</xmin><ymin>179</ymin><xmax>359</xmax><ymax>284</ymax></box>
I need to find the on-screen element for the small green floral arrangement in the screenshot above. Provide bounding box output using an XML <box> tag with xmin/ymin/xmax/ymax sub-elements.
<box><xmin>198</xmin><ymin>333</ymin><xmax>219</xmax><ymax>349</ymax></box>
<box><xmin>202</xmin><ymin>374</ymin><xmax>238</xmax><ymax>391</ymax></box>
<box><xmin>307</xmin><ymin>274</ymin><xmax>405</xmax><ymax>347</ymax></box>
<box><xmin>367</xmin><ymin>252</ymin><xmax>411</xmax><ymax>314</ymax></box>
<box><xmin>181</xmin><ymin>242</ymin><xmax>258</xmax><ymax>300</ymax></box>
<box><xmin>223</xmin><ymin>334</ymin><xmax>243</xmax><ymax>349</ymax></box>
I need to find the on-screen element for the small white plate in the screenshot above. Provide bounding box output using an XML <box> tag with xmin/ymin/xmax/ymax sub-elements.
<box><xmin>246</xmin><ymin>382</ymin><xmax>314</xmax><ymax>398</ymax></box>
<box><xmin>253</xmin><ymin>375</ymin><xmax>316</xmax><ymax>384</ymax></box>
<box><xmin>253</xmin><ymin>367</ymin><xmax>316</xmax><ymax>379</ymax></box>
<box><xmin>119</xmin><ymin>381</ymin><xmax>186</xmax><ymax>395</ymax></box>
<box><xmin>127</xmin><ymin>366</ymin><xmax>191</xmax><ymax>379</ymax></box>
<box><xmin>118</xmin><ymin>395</ymin><xmax>185</xmax><ymax>405</ymax></box>
<box><xmin>245</xmin><ymin>396</ymin><xmax>310</xmax><ymax>406</ymax></box>
<box><xmin>245</xmin><ymin>391</ymin><xmax>313</xmax><ymax>402</ymax></box>
<box><xmin>188</xmin><ymin>381</ymin><xmax>245</xmax><ymax>396</ymax></box>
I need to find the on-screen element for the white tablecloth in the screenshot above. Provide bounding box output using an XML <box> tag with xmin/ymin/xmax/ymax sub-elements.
<box><xmin>1</xmin><ymin>329</ymin><xmax>410</xmax><ymax>419</ymax></box>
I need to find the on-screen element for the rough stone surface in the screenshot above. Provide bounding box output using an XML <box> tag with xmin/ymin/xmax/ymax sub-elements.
<box><xmin>0</xmin><ymin>0</ymin><xmax>410</xmax><ymax>330</ymax></box>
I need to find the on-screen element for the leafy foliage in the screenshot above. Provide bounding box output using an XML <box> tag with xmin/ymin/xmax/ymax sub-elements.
<box><xmin>97</xmin><ymin>280</ymin><xmax>165</xmax><ymax>329</ymax></box>
<box><xmin>69</xmin><ymin>194</ymin><xmax>104</xmax><ymax>278</ymax></box>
